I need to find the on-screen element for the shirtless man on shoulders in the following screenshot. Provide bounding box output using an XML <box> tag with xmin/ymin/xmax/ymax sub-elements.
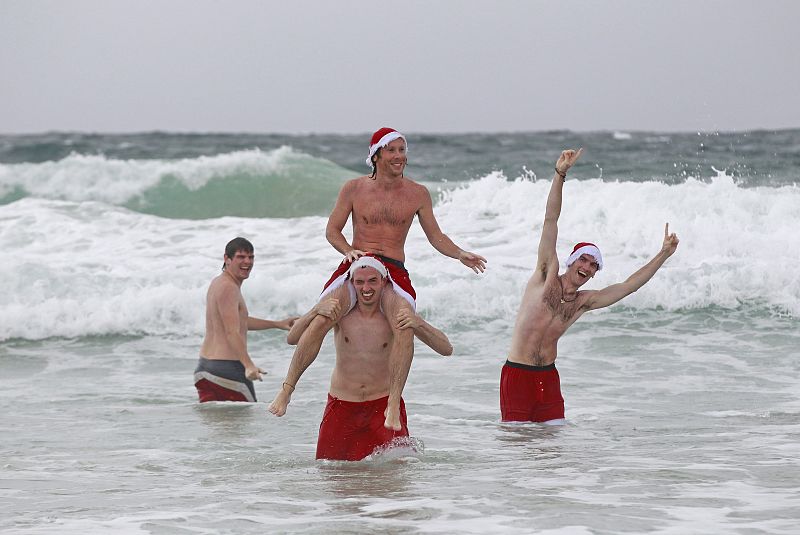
<box><xmin>269</xmin><ymin>128</ymin><xmax>484</xmax><ymax>429</ymax></box>
<box><xmin>194</xmin><ymin>237</ymin><xmax>296</xmax><ymax>403</ymax></box>
<box><xmin>502</xmin><ymin>150</ymin><xmax>680</xmax><ymax>423</ymax></box>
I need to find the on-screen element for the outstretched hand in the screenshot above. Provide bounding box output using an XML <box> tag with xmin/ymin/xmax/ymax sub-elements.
<box><xmin>662</xmin><ymin>222</ymin><xmax>679</xmax><ymax>256</ymax></box>
<box><xmin>459</xmin><ymin>250</ymin><xmax>487</xmax><ymax>274</ymax></box>
<box><xmin>276</xmin><ymin>316</ymin><xmax>299</xmax><ymax>330</ymax></box>
<box><xmin>555</xmin><ymin>148</ymin><xmax>584</xmax><ymax>176</ymax></box>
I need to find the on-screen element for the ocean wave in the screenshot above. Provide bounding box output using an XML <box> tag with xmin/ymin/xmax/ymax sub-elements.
<box><xmin>1</xmin><ymin>170</ymin><xmax>798</xmax><ymax>341</ymax></box>
<box><xmin>0</xmin><ymin>147</ymin><xmax>353</xmax><ymax>218</ymax></box>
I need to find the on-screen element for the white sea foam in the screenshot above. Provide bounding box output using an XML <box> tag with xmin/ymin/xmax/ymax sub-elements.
<box><xmin>0</xmin><ymin>146</ymin><xmax>313</xmax><ymax>204</ymax></box>
<box><xmin>1</xmin><ymin>169</ymin><xmax>798</xmax><ymax>340</ymax></box>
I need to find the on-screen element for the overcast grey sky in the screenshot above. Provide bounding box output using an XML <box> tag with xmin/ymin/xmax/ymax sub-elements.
<box><xmin>1</xmin><ymin>0</ymin><xmax>798</xmax><ymax>134</ymax></box>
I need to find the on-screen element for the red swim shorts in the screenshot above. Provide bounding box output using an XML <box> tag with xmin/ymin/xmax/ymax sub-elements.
<box><xmin>316</xmin><ymin>394</ymin><xmax>409</xmax><ymax>461</ymax></box>
<box><xmin>500</xmin><ymin>360</ymin><xmax>565</xmax><ymax>422</ymax></box>
<box><xmin>320</xmin><ymin>254</ymin><xmax>416</xmax><ymax>310</ymax></box>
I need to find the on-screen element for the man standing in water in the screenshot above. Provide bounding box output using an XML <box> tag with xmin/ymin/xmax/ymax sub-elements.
<box><xmin>281</xmin><ymin>256</ymin><xmax>452</xmax><ymax>461</ymax></box>
<box><xmin>502</xmin><ymin>149</ymin><xmax>680</xmax><ymax>423</ymax></box>
<box><xmin>194</xmin><ymin>237</ymin><xmax>296</xmax><ymax>402</ymax></box>
<box><xmin>269</xmin><ymin>128</ymin><xmax>485</xmax><ymax>429</ymax></box>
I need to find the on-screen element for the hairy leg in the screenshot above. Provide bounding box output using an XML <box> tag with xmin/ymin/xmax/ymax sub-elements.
<box><xmin>380</xmin><ymin>287</ymin><xmax>414</xmax><ymax>430</ymax></box>
<box><xmin>268</xmin><ymin>284</ymin><xmax>352</xmax><ymax>416</ymax></box>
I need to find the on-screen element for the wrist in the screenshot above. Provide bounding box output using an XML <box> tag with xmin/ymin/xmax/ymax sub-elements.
<box><xmin>555</xmin><ymin>167</ymin><xmax>567</xmax><ymax>179</ymax></box>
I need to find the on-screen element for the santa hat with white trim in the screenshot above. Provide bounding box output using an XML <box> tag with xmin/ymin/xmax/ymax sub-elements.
<box><xmin>365</xmin><ymin>127</ymin><xmax>407</xmax><ymax>167</ymax></box>
<box><xmin>347</xmin><ymin>256</ymin><xmax>388</xmax><ymax>279</ymax></box>
<box><xmin>566</xmin><ymin>242</ymin><xmax>603</xmax><ymax>270</ymax></box>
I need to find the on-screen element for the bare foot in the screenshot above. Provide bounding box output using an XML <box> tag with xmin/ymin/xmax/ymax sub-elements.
<box><xmin>268</xmin><ymin>389</ymin><xmax>291</xmax><ymax>416</ymax></box>
<box><xmin>384</xmin><ymin>404</ymin><xmax>402</xmax><ymax>431</ymax></box>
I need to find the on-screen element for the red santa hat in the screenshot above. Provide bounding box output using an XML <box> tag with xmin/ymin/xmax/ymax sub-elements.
<box><xmin>566</xmin><ymin>242</ymin><xmax>603</xmax><ymax>270</ymax></box>
<box><xmin>366</xmin><ymin>127</ymin><xmax>407</xmax><ymax>167</ymax></box>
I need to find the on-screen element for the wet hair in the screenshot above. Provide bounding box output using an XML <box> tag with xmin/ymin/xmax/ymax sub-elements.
<box><xmin>222</xmin><ymin>237</ymin><xmax>254</xmax><ymax>270</ymax></box>
<box><xmin>369</xmin><ymin>148</ymin><xmax>381</xmax><ymax>178</ymax></box>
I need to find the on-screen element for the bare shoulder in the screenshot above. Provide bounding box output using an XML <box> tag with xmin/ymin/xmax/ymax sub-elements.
<box><xmin>403</xmin><ymin>177</ymin><xmax>432</xmax><ymax>203</ymax></box>
<box><xmin>341</xmin><ymin>177</ymin><xmax>367</xmax><ymax>194</ymax></box>
<box><xmin>209</xmin><ymin>273</ymin><xmax>238</xmax><ymax>299</ymax></box>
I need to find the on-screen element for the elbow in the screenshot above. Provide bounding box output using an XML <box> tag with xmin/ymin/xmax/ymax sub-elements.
<box><xmin>441</xmin><ymin>342</ymin><xmax>453</xmax><ymax>357</ymax></box>
<box><xmin>324</xmin><ymin>226</ymin><xmax>339</xmax><ymax>246</ymax></box>
<box><xmin>286</xmin><ymin>332</ymin><xmax>300</xmax><ymax>346</ymax></box>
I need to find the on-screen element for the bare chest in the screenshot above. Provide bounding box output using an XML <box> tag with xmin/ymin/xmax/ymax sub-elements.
<box><xmin>542</xmin><ymin>281</ymin><xmax>582</xmax><ymax>323</ymax></box>
<box><xmin>352</xmin><ymin>188</ymin><xmax>419</xmax><ymax>228</ymax></box>
<box><xmin>337</xmin><ymin>314</ymin><xmax>393</xmax><ymax>355</ymax></box>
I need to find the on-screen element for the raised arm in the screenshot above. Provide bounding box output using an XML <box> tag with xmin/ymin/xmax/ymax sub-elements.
<box><xmin>325</xmin><ymin>180</ymin><xmax>366</xmax><ymax>262</ymax></box>
<box><xmin>395</xmin><ymin>309</ymin><xmax>453</xmax><ymax>356</ymax></box>
<box><xmin>536</xmin><ymin>149</ymin><xmax>583</xmax><ymax>279</ymax></box>
<box><xmin>417</xmin><ymin>187</ymin><xmax>487</xmax><ymax>274</ymax></box>
<box><xmin>585</xmin><ymin>223</ymin><xmax>679</xmax><ymax>311</ymax></box>
<box><xmin>247</xmin><ymin>316</ymin><xmax>298</xmax><ymax>331</ymax></box>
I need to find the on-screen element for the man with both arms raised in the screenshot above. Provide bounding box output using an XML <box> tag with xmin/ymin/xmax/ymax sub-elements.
<box><xmin>502</xmin><ymin>149</ymin><xmax>680</xmax><ymax>423</ymax></box>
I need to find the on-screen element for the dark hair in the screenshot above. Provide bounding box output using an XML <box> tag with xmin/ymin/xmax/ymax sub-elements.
<box><xmin>222</xmin><ymin>237</ymin><xmax>254</xmax><ymax>270</ymax></box>
<box><xmin>369</xmin><ymin>148</ymin><xmax>381</xmax><ymax>179</ymax></box>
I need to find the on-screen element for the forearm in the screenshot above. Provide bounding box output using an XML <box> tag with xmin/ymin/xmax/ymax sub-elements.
<box><xmin>325</xmin><ymin>227</ymin><xmax>354</xmax><ymax>255</ymax></box>
<box><xmin>413</xmin><ymin>319</ymin><xmax>453</xmax><ymax>356</ymax></box>
<box><xmin>247</xmin><ymin>317</ymin><xmax>281</xmax><ymax>330</ymax></box>
<box><xmin>544</xmin><ymin>171</ymin><xmax>565</xmax><ymax>222</ymax></box>
<box><xmin>624</xmin><ymin>249</ymin><xmax>671</xmax><ymax>293</ymax></box>
<box><xmin>427</xmin><ymin>232</ymin><xmax>463</xmax><ymax>259</ymax></box>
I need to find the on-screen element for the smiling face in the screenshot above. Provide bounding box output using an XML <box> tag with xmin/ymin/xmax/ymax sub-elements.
<box><xmin>373</xmin><ymin>138</ymin><xmax>407</xmax><ymax>177</ymax></box>
<box><xmin>566</xmin><ymin>253</ymin><xmax>599</xmax><ymax>287</ymax></box>
<box><xmin>350</xmin><ymin>266</ymin><xmax>386</xmax><ymax>306</ymax></box>
<box><xmin>224</xmin><ymin>249</ymin><xmax>254</xmax><ymax>282</ymax></box>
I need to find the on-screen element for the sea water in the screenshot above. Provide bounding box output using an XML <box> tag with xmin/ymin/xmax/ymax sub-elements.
<box><xmin>1</xmin><ymin>130</ymin><xmax>799</xmax><ymax>533</ymax></box>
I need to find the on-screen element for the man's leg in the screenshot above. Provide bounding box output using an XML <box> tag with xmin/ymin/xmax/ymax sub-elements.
<box><xmin>268</xmin><ymin>284</ymin><xmax>351</xmax><ymax>416</ymax></box>
<box><xmin>380</xmin><ymin>287</ymin><xmax>415</xmax><ymax>430</ymax></box>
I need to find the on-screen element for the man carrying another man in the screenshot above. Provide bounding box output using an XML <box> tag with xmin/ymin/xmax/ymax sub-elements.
<box><xmin>270</xmin><ymin>127</ymin><xmax>485</xmax><ymax>430</ymax></box>
<box><xmin>281</xmin><ymin>256</ymin><xmax>452</xmax><ymax>461</ymax></box>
